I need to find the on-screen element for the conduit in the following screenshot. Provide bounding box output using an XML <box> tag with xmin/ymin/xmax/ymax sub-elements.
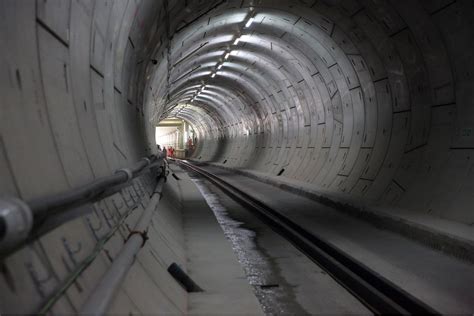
<box><xmin>80</xmin><ymin>175</ymin><xmax>166</xmax><ymax>316</ymax></box>
<box><xmin>0</xmin><ymin>154</ymin><xmax>164</xmax><ymax>258</ymax></box>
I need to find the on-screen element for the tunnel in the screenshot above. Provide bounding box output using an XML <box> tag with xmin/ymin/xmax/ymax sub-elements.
<box><xmin>1</xmin><ymin>0</ymin><xmax>474</xmax><ymax>314</ymax></box>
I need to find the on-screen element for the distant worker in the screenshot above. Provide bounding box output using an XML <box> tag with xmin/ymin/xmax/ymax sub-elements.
<box><xmin>170</xmin><ymin>146</ymin><xmax>174</xmax><ymax>158</ymax></box>
<box><xmin>153</xmin><ymin>145</ymin><xmax>163</xmax><ymax>180</ymax></box>
<box><xmin>162</xmin><ymin>146</ymin><xmax>167</xmax><ymax>158</ymax></box>
<box><xmin>187</xmin><ymin>136</ymin><xmax>193</xmax><ymax>149</ymax></box>
<box><xmin>157</xmin><ymin>144</ymin><xmax>162</xmax><ymax>159</ymax></box>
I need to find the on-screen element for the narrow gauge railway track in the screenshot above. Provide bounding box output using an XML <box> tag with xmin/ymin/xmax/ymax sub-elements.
<box><xmin>177</xmin><ymin>159</ymin><xmax>439</xmax><ymax>315</ymax></box>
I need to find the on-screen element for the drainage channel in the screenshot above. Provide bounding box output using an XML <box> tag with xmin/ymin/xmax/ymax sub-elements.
<box><xmin>191</xmin><ymin>176</ymin><xmax>309</xmax><ymax>315</ymax></box>
<box><xmin>190</xmin><ymin>173</ymin><xmax>370</xmax><ymax>315</ymax></box>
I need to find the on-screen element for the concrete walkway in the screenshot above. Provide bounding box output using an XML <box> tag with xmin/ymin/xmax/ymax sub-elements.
<box><xmin>169</xmin><ymin>164</ymin><xmax>263</xmax><ymax>315</ymax></box>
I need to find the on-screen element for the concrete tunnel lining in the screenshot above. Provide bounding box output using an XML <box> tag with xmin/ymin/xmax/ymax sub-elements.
<box><xmin>1</xmin><ymin>0</ymin><xmax>474</xmax><ymax>313</ymax></box>
<box><xmin>157</xmin><ymin>7</ymin><xmax>390</xmax><ymax>186</ymax></box>
<box><xmin>145</xmin><ymin>1</ymin><xmax>468</xmax><ymax>223</ymax></box>
<box><xmin>0</xmin><ymin>0</ymin><xmax>468</xmax><ymax>223</ymax></box>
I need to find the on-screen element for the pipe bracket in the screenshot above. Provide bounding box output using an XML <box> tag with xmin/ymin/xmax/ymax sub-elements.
<box><xmin>115</xmin><ymin>168</ymin><xmax>133</xmax><ymax>182</ymax></box>
<box><xmin>125</xmin><ymin>229</ymin><xmax>149</xmax><ymax>248</ymax></box>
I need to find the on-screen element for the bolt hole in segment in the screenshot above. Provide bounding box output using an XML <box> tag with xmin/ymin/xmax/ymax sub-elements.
<box><xmin>189</xmin><ymin>169</ymin><xmax>371</xmax><ymax>315</ymax></box>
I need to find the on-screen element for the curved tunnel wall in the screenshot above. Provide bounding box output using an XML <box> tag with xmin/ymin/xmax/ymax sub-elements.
<box><xmin>0</xmin><ymin>0</ymin><xmax>162</xmax><ymax>199</ymax></box>
<box><xmin>149</xmin><ymin>0</ymin><xmax>474</xmax><ymax>225</ymax></box>
<box><xmin>0</xmin><ymin>0</ymin><xmax>472</xmax><ymax>237</ymax></box>
<box><xmin>0</xmin><ymin>0</ymin><xmax>474</xmax><ymax>313</ymax></box>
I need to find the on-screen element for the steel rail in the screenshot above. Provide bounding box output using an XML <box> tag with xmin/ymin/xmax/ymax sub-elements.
<box><xmin>178</xmin><ymin>160</ymin><xmax>439</xmax><ymax>315</ymax></box>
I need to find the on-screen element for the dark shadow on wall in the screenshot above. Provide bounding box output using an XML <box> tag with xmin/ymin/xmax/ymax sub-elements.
<box><xmin>196</xmin><ymin>136</ymin><xmax>231</xmax><ymax>163</ymax></box>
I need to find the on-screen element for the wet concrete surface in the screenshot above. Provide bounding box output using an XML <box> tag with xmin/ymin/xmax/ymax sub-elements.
<box><xmin>190</xmin><ymin>173</ymin><xmax>371</xmax><ymax>315</ymax></box>
<box><xmin>195</xmin><ymin>165</ymin><xmax>474</xmax><ymax>315</ymax></box>
<box><xmin>170</xmin><ymin>165</ymin><xmax>264</xmax><ymax>315</ymax></box>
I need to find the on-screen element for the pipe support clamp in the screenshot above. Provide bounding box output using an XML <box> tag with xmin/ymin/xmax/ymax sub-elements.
<box><xmin>115</xmin><ymin>168</ymin><xmax>133</xmax><ymax>182</ymax></box>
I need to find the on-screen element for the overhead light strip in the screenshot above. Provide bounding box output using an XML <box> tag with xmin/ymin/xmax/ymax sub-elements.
<box><xmin>245</xmin><ymin>17</ymin><xmax>254</xmax><ymax>28</ymax></box>
<box><xmin>208</xmin><ymin>10</ymin><xmax>256</xmax><ymax>81</ymax></box>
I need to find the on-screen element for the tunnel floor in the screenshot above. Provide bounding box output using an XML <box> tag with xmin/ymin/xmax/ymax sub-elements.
<box><xmin>181</xmin><ymin>163</ymin><xmax>474</xmax><ymax>315</ymax></box>
<box><xmin>191</xmin><ymin>173</ymin><xmax>370</xmax><ymax>315</ymax></box>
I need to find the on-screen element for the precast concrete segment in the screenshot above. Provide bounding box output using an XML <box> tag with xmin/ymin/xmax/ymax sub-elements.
<box><xmin>148</xmin><ymin>1</ymin><xmax>473</xmax><ymax>227</ymax></box>
<box><xmin>0</xmin><ymin>0</ymin><xmax>474</xmax><ymax>313</ymax></box>
<box><xmin>1</xmin><ymin>0</ymin><xmax>469</xmax><ymax>221</ymax></box>
<box><xmin>0</xmin><ymin>1</ymin><xmax>166</xmax><ymax>313</ymax></box>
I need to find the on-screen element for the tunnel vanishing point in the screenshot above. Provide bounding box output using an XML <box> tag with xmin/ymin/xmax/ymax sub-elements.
<box><xmin>1</xmin><ymin>0</ymin><xmax>474</xmax><ymax>315</ymax></box>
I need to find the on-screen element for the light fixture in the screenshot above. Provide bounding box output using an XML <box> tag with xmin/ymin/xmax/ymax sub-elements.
<box><xmin>211</xmin><ymin>73</ymin><xmax>216</xmax><ymax>78</ymax></box>
<box><xmin>245</xmin><ymin>17</ymin><xmax>254</xmax><ymax>28</ymax></box>
<box><xmin>233</xmin><ymin>37</ymin><xmax>241</xmax><ymax>45</ymax></box>
<box><xmin>224</xmin><ymin>52</ymin><xmax>230</xmax><ymax>59</ymax></box>
<box><xmin>217</xmin><ymin>64</ymin><xmax>223</xmax><ymax>69</ymax></box>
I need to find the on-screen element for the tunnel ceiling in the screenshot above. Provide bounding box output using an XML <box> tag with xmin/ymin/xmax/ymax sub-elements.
<box><xmin>1</xmin><ymin>0</ymin><xmax>472</xmax><ymax>226</ymax></box>
<box><xmin>139</xmin><ymin>0</ymin><xmax>473</xmax><ymax>224</ymax></box>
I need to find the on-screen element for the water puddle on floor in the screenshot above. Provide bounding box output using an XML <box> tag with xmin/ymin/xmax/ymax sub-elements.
<box><xmin>191</xmin><ymin>176</ymin><xmax>309</xmax><ymax>316</ymax></box>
